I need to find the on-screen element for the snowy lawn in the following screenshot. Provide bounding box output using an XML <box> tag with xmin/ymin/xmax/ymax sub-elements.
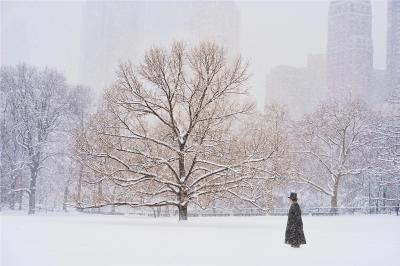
<box><xmin>1</xmin><ymin>213</ymin><xmax>399</xmax><ymax>266</ymax></box>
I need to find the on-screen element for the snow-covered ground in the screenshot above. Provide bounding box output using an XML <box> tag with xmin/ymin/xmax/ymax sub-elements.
<box><xmin>1</xmin><ymin>213</ymin><xmax>399</xmax><ymax>266</ymax></box>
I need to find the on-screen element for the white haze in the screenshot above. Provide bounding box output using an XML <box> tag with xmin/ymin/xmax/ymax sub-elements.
<box><xmin>0</xmin><ymin>0</ymin><xmax>387</xmax><ymax>109</ymax></box>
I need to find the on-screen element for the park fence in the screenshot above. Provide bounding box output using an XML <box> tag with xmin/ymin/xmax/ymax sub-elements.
<box><xmin>28</xmin><ymin>205</ymin><xmax>398</xmax><ymax>217</ymax></box>
<box><xmin>119</xmin><ymin>206</ymin><xmax>400</xmax><ymax>217</ymax></box>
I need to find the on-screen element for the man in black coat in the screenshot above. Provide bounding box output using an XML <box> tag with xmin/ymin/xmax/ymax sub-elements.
<box><xmin>285</xmin><ymin>192</ymin><xmax>306</xmax><ymax>248</ymax></box>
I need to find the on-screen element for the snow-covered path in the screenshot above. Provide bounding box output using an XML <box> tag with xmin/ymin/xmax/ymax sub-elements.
<box><xmin>1</xmin><ymin>214</ymin><xmax>399</xmax><ymax>266</ymax></box>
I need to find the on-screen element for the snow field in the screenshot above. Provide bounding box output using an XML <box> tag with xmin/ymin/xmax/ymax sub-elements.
<box><xmin>1</xmin><ymin>214</ymin><xmax>399</xmax><ymax>266</ymax></box>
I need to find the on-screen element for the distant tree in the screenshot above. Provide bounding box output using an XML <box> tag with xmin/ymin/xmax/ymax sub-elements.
<box><xmin>371</xmin><ymin>87</ymin><xmax>400</xmax><ymax>211</ymax></box>
<box><xmin>0</xmin><ymin>65</ymin><xmax>71</xmax><ymax>214</ymax></box>
<box><xmin>242</xmin><ymin>104</ymin><xmax>292</xmax><ymax>210</ymax></box>
<box><xmin>73</xmin><ymin>42</ymin><xmax>275</xmax><ymax>220</ymax></box>
<box><xmin>292</xmin><ymin>98</ymin><xmax>376</xmax><ymax>212</ymax></box>
<box><xmin>0</xmin><ymin>73</ymin><xmax>27</xmax><ymax>210</ymax></box>
<box><xmin>64</xmin><ymin>85</ymin><xmax>94</xmax><ymax>211</ymax></box>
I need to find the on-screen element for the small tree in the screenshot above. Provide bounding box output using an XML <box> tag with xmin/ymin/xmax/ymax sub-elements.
<box><xmin>241</xmin><ymin>104</ymin><xmax>292</xmax><ymax>210</ymax></box>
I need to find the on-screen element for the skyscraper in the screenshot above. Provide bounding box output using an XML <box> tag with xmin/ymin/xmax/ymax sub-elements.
<box><xmin>327</xmin><ymin>0</ymin><xmax>373</xmax><ymax>99</ymax></box>
<box><xmin>186</xmin><ymin>2</ymin><xmax>240</xmax><ymax>56</ymax></box>
<box><xmin>387</xmin><ymin>0</ymin><xmax>400</xmax><ymax>93</ymax></box>
<box><xmin>80</xmin><ymin>1</ymin><xmax>240</xmax><ymax>100</ymax></box>
<box><xmin>265</xmin><ymin>54</ymin><xmax>327</xmax><ymax>118</ymax></box>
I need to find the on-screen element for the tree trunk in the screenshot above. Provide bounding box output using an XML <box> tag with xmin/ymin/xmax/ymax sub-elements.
<box><xmin>383</xmin><ymin>187</ymin><xmax>387</xmax><ymax>212</ymax></box>
<box><xmin>178</xmin><ymin>204</ymin><xmax>188</xmax><ymax>221</ymax></box>
<box><xmin>330</xmin><ymin>194</ymin><xmax>338</xmax><ymax>214</ymax></box>
<box><xmin>63</xmin><ymin>184</ymin><xmax>69</xmax><ymax>212</ymax></box>
<box><xmin>9</xmin><ymin>175</ymin><xmax>16</xmax><ymax>210</ymax></box>
<box><xmin>28</xmin><ymin>166</ymin><xmax>38</xmax><ymax>215</ymax></box>
<box><xmin>265</xmin><ymin>180</ymin><xmax>273</xmax><ymax>214</ymax></box>
<box><xmin>97</xmin><ymin>181</ymin><xmax>103</xmax><ymax>213</ymax></box>
<box><xmin>28</xmin><ymin>187</ymin><xmax>36</xmax><ymax>214</ymax></box>
<box><xmin>368</xmin><ymin>177</ymin><xmax>372</xmax><ymax>214</ymax></box>
<box><xmin>76</xmin><ymin>167</ymin><xmax>83</xmax><ymax>205</ymax></box>
<box><xmin>18</xmin><ymin>189</ymin><xmax>23</xmax><ymax>210</ymax></box>
<box><xmin>330</xmin><ymin>175</ymin><xmax>340</xmax><ymax>214</ymax></box>
<box><xmin>178</xmin><ymin>187</ymin><xmax>188</xmax><ymax>221</ymax></box>
<box><xmin>110</xmin><ymin>186</ymin><xmax>117</xmax><ymax>214</ymax></box>
<box><xmin>177</xmin><ymin>141</ymin><xmax>188</xmax><ymax>221</ymax></box>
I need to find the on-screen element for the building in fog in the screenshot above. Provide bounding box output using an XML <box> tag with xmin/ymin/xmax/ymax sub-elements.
<box><xmin>80</xmin><ymin>1</ymin><xmax>240</xmax><ymax>100</ymax></box>
<box><xmin>0</xmin><ymin>15</ymin><xmax>30</xmax><ymax>67</ymax></box>
<box><xmin>80</xmin><ymin>1</ymin><xmax>141</xmax><ymax>98</ymax></box>
<box><xmin>186</xmin><ymin>2</ymin><xmax>240</xmax><ymax>56</ymax></box>
<box><xmin>387</xmin><ymin>0</ymin><xmax>400</xmax><ymax>93</ymax></box>
<box><xmin>265</xmin><ymin>0</ymin><xmax>393</xmax><ymax>117</ymax></box>
<box><xmin>327</xmin><ymin>0</ymin><xmax>373</xmax><ymax>100</ymax></box>
<box><xmin>80</xmin><ymin>1</ymin><xmax>182</xmax><ymax>98</ymax></box>
<box><xmin>265</xmin><ymin>54</ymin><xmax>327</xmax><ymax>118</ymax></box>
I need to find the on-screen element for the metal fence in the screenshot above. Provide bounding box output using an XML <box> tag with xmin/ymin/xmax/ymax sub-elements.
<box><xmin>16</xmin><ymin>205</ymin><xmax>398</xmax><ymax>217</ymax></box>
<box><xmin>121</xmin><ymin>206</ymin><xmax>400</xmax><ymax>217</ymax></box>
<box><xmin>266</xmin><ymin>206</ymin><xmax>400</xmax><ymax>216</ymax></box>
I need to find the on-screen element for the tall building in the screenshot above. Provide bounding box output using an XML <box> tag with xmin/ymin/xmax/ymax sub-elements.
<box><xmin>387</xmin><ymin>0</ymin><xmax>400</xmax><ymax>93</ymax></box>
<box><xmin>80</xmin><ymin>1</ymin><xmax>240</xmax><ymax>100</ymax></box>
<box><xmin>265</xmin><ymin>54</ymin><xmax>327</xmax><ymax>119</ymax></box>
<box><xmin>186</xmin><ymin>2</ymin><xmax>240</xmax><ymax>56</ymax></box>
<box><xmin>80</xmin><ymin>1</ymin><xmax>174</xmax><ymax>99</ymax></box>
<box><xmin>327</xmin><ymin>0</ymin><xmax>373</xmax><ymax>99</ymax></box>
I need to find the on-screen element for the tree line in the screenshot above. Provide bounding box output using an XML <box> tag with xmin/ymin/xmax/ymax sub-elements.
<box><xmin>1</xmin><ymin>42</ymin><xmax>399</xmax><ymax>220</ymax></box>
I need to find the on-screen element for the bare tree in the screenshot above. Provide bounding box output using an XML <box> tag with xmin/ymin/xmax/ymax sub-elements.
<box><xmin>64</xmin><ymin>85</ymin><xmax>94</xmax><ymax>210</ymax></box>
<box><xmin>0</xmin><ymin>73</ymin><xmax>27</xmax><ymax>210</ymax></box>
<box><xmin>238</xmin><ymin>103</ymin><xmax>292</xmax><ymax>210</ymax></box>
<box><xmin>0</xmin><ymin>65</ymin><xmax>71</xmax><ymax>214</ymax></box>
<box><xmin>74</xmin><ymin>42</ymin><xmax>275</xmax><ymax>220</ymax></box>
<box><xmin>371</xmin><ymin>87</ymin><xmax>400</xmax><ymax>212</ymax></box>
<box><xmin>291</xmin><ymin>98</ymin><xmax>375</xmax><ymax>212</ymax></box>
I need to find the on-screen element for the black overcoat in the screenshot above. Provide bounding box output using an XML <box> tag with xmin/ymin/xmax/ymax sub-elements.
<box><xmin>285</xmin><ymin>202</ymin><xmax>306</xmax><ymax>246</ymax></box>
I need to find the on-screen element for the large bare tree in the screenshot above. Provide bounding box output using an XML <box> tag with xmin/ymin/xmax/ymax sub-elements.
<box><xmin>74</xmin><ymin>42</ymin><xmax>276</xmax><ymax>220</ymax></box>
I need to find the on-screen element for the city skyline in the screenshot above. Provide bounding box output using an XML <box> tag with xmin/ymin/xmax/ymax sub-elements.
<box><xmin>265</xmin><ymin>0</ymin><xmax>396</xmax><ymax>117</ymax></box>
<box><xmin>1</xmin><ymin>0</ymin><xmax>388</xmax><ymax>110</ymax></box>
<box><xmin>80</xmin><ymin>1</ymin><xmax>240</xmax><ymax>97</ymax></box>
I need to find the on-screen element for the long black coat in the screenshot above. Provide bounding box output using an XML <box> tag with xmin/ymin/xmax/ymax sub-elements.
<box><xmin>285</xmin><ymin>202</ymin><xmax>306</xmax><ymax>246</ymax></box>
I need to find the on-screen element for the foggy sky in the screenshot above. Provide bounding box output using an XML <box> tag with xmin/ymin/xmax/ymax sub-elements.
<box><xmin>1</xmin><ymin>0</ymin><xmax>387</xmax><ymax>109</ymax></box>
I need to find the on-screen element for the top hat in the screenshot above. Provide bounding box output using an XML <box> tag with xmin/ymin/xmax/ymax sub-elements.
<box><xmin>288</xmin><ymin>192</ymin><xmax>298</xmax><ymax>201</ymax></box>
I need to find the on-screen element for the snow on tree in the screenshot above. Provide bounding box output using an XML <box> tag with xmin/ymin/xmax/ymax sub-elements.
<box><xmin>0</xmin><ymin>68</ymin><xmax>28</xmax><ymax>210</ymax></box>
<box><xmin>371</xmin><ymin>86</ymin><xmax>400</xmax><ymax>210</ymax></box>
<box><xmin>291</xmin><ymin>97</ymin><xmax>376</xmax><ymax>212</ymax></box>
<box><xmin>0</xmin><ymin>65</ymin><xmax>72</xmax><ymax>214</ymax></box>
<box><xmin>73</xmin><ymin>42</ymin><xmax>279</xmax><ymax>220</ymax></box>
<box><xmin>63</xmin><ymin>85</ymin><xmax>95</xmax><ymax>211</ymax></box>
<box><xmin>249</xmin><ymin>103</ymin><xmax>292</xmax><ymax>210</ymax></box>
